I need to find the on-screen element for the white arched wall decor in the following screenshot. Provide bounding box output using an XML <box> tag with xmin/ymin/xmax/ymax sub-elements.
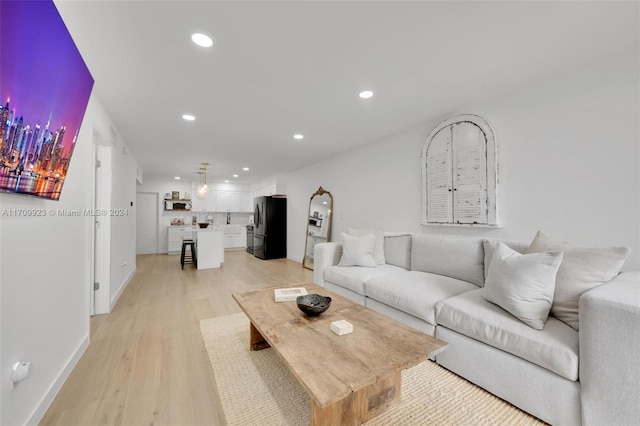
<box><xmin>421</xmin><ymin>114</ymin><xmax>499</xmax><ymax>226</ymax></box>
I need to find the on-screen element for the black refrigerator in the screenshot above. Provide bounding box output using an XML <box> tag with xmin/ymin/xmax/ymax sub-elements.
<box><xmin>253</xmin><ymin>196</ymin><xmax>287</xmax><ymax>260</ymax></box>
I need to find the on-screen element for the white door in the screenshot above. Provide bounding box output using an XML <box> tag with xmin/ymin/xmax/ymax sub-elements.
<box><xmin>93</xmin><ymin>144</ymin><xmax>111</xmax><ymax>315</ymax></box>
<box><xmin>136</xmin><ymin>192</ymin><xmax>159</xmax><ymax>254</ymax></box>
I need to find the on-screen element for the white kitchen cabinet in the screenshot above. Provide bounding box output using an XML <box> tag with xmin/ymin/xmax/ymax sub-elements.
<box><xmin>252</xmin><ymin>183</ymin><xmax>286</xmax><ymax>199</ymax></box>
<box><xmin>205</xmin><ymin>191</ymin><xmax>215</xmax><ymax>211</ymax></box>
<box><xmin>265</xmin><ymin>185</ymin><xmax>276</xmax><ymax>196</ymax></box>
<box><xmin>191</xmin><ymin>196</ymin><xmax>203</xmax><ymax>212</ymax></box>
<box><xmin>190</xmin><ymin>183</ymin><xmax>201</xmax><ymax>211</ymax></box>
<box><xmin>168</xmin><ymin>226</ymin><xmax>194</xmax><ymax>254</ymax></box>
<box><xmin>191</xmin><ymin>183</ymin><xmax>215</xmax><ymax>212</ymax></box>
<box><xmin>241</xmin><ymin>191</ymin><xmax>252</xmax><ymax>212</ymax></box>
<box><xmin>224</xmin><ymin>234</ymin><xmax>244</xmax><ymax>248</ymax></box>
<box><xmin>215</xmin><ymin>225</ymin><xmax>246</xmax><ymax>248</ymax></box>
<box><xmin>215</xmin><ymin>191</ymin><xmax>242</xmax><ymax>212</ymax></box>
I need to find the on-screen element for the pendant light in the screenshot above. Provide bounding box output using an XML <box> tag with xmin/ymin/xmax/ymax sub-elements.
<box><xmin>196</xmin><ymin>162</ymin><xmax>209</xmax><ymax>199</ymax></box>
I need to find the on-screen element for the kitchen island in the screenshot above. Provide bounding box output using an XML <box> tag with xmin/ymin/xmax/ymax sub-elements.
<box><xmin>193</xmin><ymin>228</ymin><xmax>224</xmax><ymax>269</ymax></box>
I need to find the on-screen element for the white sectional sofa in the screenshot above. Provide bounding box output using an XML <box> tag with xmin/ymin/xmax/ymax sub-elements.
<box><xmin>313</xmin><ymin>231</ymin><xmax>639</xmax><ymax>426</ymax></box>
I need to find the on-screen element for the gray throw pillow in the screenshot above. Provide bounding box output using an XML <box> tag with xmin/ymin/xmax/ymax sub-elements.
<box><xmin>383</xmin><ymin>234</ymin><xmax>412</xmax><ymax>270</ymax></box>
<box><xmin>482</xmin><ymin>242</ymin><xmax>563</xmax><ymax>330</ymax></box>
<box><xmin>527</xmin><ymin>231</ymin><xmax>630</xmax><ymax>330</ymax></box>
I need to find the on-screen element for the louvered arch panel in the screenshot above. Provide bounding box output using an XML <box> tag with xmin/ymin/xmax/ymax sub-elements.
<box><xmin>453</xmin><ymin>122</ymin><xmax>488</xmax><ymax>224</ymax></box>
<box><xmin>421</xmin><ymin>114</ymin><xmax>499</xmax><ymax>227</ymax></box>
<box><xmin>424</xmin><ymin>126</ymin><xmax>453</xmax><ymax>223</ymax></box>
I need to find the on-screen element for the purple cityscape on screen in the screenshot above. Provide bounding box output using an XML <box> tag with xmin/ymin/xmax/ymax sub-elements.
<box><xmin>0</xmin><ymin>0</ymin><xmax>94</xmax><ymax>200</ymax></box>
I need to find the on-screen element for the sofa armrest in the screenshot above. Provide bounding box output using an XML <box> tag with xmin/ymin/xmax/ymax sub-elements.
<box><xmin>579</xmin><ymin>271</ymin><xmax>640</xmax><ymax>426</ymax></box>
<box><xmin>313</xmin><ymin>242</ymin><xmax>343</xmax><ymax>286</ymax></box>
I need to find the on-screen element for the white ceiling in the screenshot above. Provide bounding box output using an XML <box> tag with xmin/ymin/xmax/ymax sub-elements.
<box><xmin>54</xmin><ymin>1</ymin><xmax>638</xmax><ymax>185</ymax></box>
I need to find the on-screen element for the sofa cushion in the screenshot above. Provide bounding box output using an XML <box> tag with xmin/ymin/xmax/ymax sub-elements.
<box><xmin>338</xmin><ymin>233</ymin><xmax>377</xmax><ymax>267</ymax></box>
<box><xmin>349</xmin><ymin>227</ymin><xmax>385</xmax><ymax>265</ymax></box>
<box><xmin>383</xmin><ymin>233</ymin><xmax>412</xmax><ymax>270</ymax></box>
<box><xmin>527</xmin><ymin>231</ymin><xmax>630</xmax><ymax>330</ymax></box>
<box><xmin>482</xmin><ymin>242</ymin><xmax>563</xmax><ymax>330</ymax></box>
<box><xmin>324</xmin><ymin>264</ymin><xmax>406</xmax><ymax>296</ymax></box>
<box><xmin>435</xmin><ymin>289</ymin><xmax>579</xmax><ymax>381</ymax></box>
<box><xmin>365</xmin><ymin>271</ymin><xmax>478</xmax><ymax>324</ymax></box>
<box><xmin>411</xmin><ymin>234</ymin><xmax>485</xmax><ymax>287</ymax></box>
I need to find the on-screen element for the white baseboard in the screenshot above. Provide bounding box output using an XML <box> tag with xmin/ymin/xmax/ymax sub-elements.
<box><xmin>27</xmin><ymin>336</ymin><xmax>90</xmax><ymax>425</ymax></box>
<box><xmin>287</xmin><ymin>255</ymin><xmax>303</xmax><ymax>263</ymax></box>
<box><xmin>110</xmin><ymin>266</ymin><xmax>137</xmax><ymax>311</ymax></box>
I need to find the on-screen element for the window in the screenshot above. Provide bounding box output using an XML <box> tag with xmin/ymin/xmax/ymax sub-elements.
<box><xmin>421</xmin><ymin>114</ymin><xmax>499</xmax><ymax>226</ymax></box>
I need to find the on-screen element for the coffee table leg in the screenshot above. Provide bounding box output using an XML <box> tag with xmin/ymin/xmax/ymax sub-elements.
<box><xmin>311</xmin><ymin>371</ymin><xmax>400</xmax><ymax>425</ymax></box>
<box><xmin>249</xmin><ymin>322</ymin><xmax>271</xmax><ymax>351</ymax></box>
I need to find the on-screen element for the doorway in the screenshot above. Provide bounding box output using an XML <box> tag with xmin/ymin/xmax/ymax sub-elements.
<box><xmin>92</xmin><ymin>143</ymin><xmax>111</xmax><ymax>316</ymax></box>
<box><xmin>136</xmin><ymin>192</ymin><xmax>159</xmax><ymax>254</ymax></box>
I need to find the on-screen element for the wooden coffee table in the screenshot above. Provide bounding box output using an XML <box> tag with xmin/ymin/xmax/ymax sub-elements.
<box><xmin>233</xmin><ymin>282</ymin><xmax>447</xmax><ymax>425</ymax></box>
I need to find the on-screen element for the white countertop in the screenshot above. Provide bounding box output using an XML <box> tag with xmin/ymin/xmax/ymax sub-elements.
<box><xmin>169</xmin><ymin>225</ymin><xmax>246</xmax><ymax>232</ymax></box>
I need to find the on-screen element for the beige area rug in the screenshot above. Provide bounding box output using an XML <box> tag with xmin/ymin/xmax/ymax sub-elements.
<box><xmin>200</xmin><ymin>313</ymin><xmax>545</xmax><ymax>426</ymax></box>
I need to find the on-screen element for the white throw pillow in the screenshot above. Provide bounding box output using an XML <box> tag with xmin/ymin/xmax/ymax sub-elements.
<box><xmin>338</xmin><ymin>233</ymin><xmax>377</xmax><ymax>267</ymax></box>
<box><xmin>348</xmin><ymin>228</ymin><xmax>385</xmax><ymax>265</ymax></box>
<box><xmin>482</xmin><ymin>242</ymin><xmax>563</xmax><ymax>330</ymax></box>
<box><xmin>482</xmin><ymin>239</ymin><xmax>529</xmax><ymax>281</ymax></box>
<box><xmin>527</xmin><ymin>231</ymin><xmax>630</xmax><ymax>330</ymax></box>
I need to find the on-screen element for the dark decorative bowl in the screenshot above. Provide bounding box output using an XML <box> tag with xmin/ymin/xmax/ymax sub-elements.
<box><xmin>297</xmin><ymin>294</ymin><xmax>332</xmax><ymax>316</ymax></box>
<box><xmin>198</xmin><ymin>223</ymin><xmax>209</xmax><ymax>228</ymax></box>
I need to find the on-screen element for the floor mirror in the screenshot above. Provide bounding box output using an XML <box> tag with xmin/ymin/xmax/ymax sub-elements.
<box><xmin>302</xmin><ymin>187</ymin><xmax>333</xmax><ymax>270</ymax></box>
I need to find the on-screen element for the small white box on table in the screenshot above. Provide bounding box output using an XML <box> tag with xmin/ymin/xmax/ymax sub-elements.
<box><xmin>331</xmin><ymin>320</ymin><xmax>353</xmax><ymax>336</ymax></box>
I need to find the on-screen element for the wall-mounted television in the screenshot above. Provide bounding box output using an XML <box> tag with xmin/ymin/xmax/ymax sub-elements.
<box><xmin>0</xmin><ymin>0</ymin><xmax>94</xmax><ymax>201</ymax></box>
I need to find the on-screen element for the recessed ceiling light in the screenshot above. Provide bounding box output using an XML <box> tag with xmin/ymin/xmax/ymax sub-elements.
<box><xmin>242</xmin><ymin>167</ymin><xmax>250</xmax><ymax>171</ymax></box>
<box><xmin>182</xmin><ymin>114</ymin><xmax>196</xmax><ymax>121</ymax></box>
<box><xmin>191</xmin><ymin>33</ymin><xmax>213</xmax><ymax>48</ymax></box>
<box><xmin>224</xmin><ymin>180</ymin><xmax>230</xmax><ymax>183</ymax></box>
<box><xmin>359</xmin><ymin>90</ymin><xmax>374</xmax><ymax>99</ymax></box>
<box><xmin>293</xmin><ymin>134</ymin><xmax>304</xmax><ymax>140</ymax></box>
<box><xmin>233</xmin><ymin>174</ymin><xmax>238</xmax><ymax>178</ymax></box>
<box><xmin>174</xmin><ymin>176</ymin><xmax>181</xmax><ymax>180</ymax></box>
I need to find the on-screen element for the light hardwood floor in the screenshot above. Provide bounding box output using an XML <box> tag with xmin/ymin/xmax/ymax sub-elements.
<box><xmin>40</xmin><ymin>250</ymin><xmax>313</xmax><ymax>426</ymax></box>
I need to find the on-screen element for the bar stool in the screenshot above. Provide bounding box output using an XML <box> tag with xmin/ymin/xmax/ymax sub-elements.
<box><xmin>181</xmin><ymin>239</ymin><xmax>197</xmax><ymax>269</ymax></box>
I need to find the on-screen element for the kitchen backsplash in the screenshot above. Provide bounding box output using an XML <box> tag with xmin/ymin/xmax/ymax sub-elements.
<box><xmin>165</xmin><ymin>211</ymin><xmax>253</xmax><ymax>226</ymax></box>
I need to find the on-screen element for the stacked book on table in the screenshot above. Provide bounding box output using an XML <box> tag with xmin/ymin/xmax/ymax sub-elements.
<box><xmin>274</xmin><ymin>287</ymin><xmax>308</xmax><ymax>302</ymax></box>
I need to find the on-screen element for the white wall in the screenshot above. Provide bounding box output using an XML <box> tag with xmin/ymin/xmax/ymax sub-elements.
<box><xmin>109</xmin><ymin>136</ymin><xmax>139</xmax><ymax>306</ymax></box>
<box><xmin>88</xmin><ymin>97</ymin><xmax>139</xmax><ymax>311</ymax></box>
<box><xmin>0</xmin><ymin>91</ymin><xmax>139</xmax><ymax>425</ymax></box>
<box><xmin>286</xmin><ymin>124</ymin><xmax>425</xmax><ymax>263</ymax></box>
<box><xmin>0</xmin><ymin>94</ymin><xmax>94</xmax><ymax>425</ymax></box>
<box><xmin>286</xmin><ymin>49</ymin><xmax>640</xmax><ymax>270</ymax></box>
